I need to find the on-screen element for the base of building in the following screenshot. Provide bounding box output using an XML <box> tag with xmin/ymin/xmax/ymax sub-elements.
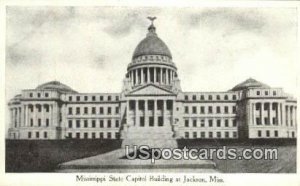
<box><xmin>57</xmin><ymin>148</ymin><xmax>217</xmax><ymax>172</ymax></box>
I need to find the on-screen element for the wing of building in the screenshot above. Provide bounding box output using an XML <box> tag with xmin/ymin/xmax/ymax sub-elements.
<box><xmin>7</xmin><ymin>21</ymin><xmax>297</xmax><ymax>141</ymax></box>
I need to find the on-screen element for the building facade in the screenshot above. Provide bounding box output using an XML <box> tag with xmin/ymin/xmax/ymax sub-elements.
<box><xmin>7</xmin><ymin>21</ymin><xmax>297</xmax><ymax>141</ymax></box>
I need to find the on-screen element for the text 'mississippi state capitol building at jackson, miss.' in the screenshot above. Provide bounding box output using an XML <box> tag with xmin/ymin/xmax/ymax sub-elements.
<box><xmin>7</xmin><ymin>20</ymin><xmax>297</xmax><ymax>142</ymax></box>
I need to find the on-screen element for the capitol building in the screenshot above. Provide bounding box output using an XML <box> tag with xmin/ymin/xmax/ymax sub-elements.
<box><xmin>7</xmin><ymin>20</ymin><xmax>297</xmax><ymax>143</ymax></box>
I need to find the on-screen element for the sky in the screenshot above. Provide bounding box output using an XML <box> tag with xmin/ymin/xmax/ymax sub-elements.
<box><xmin>6</xmin><ymin>7</ymin><xmax>298</xmax><ymax>102</ymax></box>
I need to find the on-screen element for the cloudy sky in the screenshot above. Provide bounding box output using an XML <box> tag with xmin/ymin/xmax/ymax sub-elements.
<box><xmin>6</xmin><ymin>7</ymin><xmax>298</xmax><ymax>100</ymax></box>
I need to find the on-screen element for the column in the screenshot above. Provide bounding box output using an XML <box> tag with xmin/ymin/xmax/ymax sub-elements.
<box><xmin>41</xmin><ymin>104</ymin><xmax>45</xmax><ymax>127</ymax></box>
<box><xmin>135</xmin><ymin>100</ymin><xmax>138</xmax><ymax>126</ymax></box>
<box><xmin>126</xmin><ymin>100</ymin><xmax>130</xmax><ymax>127</ymax></box>
<box><xmin>154</xmin><ymin>100</ymin><xmax>157</xmax><ymax>126</ymax></box>
<box><xmin>163</xmin><ymin>100</ymin><xmax>167</xmax><ymax>127</ymax></box>
<box><xmin>252</xmin><ymin>103</ymin><xmax>255</xmax><ymax>125</ymax></box>
<box><xmin>286</xmin><ymin>106</ymin><xmax>289</xmax><ymax>126</ymax></box>
<box><xmin>290</xmin><ymin>106</ymin><xmax>293</xmax><ymax>126</ymax></box>
<box><xmin>141</xmin><ymin>68</ymin><xmax>144</xmax><ymax>84</ymax></box>
<box><xmin>160</xmin><ymin>68</ymin><xmax>163</xmax><ymax>84</ymax></box>
<box><xmin>9</xmin><ymin>109</ymin><xmax>13</xmax><ymax>128</ymax></box>
<box><xmin>295</xmin><ymin>106</ymin><xmax>297</xmax><ymax>127</ymax></box>
<box><xmin>269</xmin><ymin>102</ymin><xmax>273</xmax><ymax>125</ymax></box>
<box><xmin>278</xmin><ymin>103</ymin><xmax>282</xmax><ymax>126</ymax></box>
<box><xmin>49</xmin><ymin>104</ymin><xmax>53</xmax><ymax>127</ymax></box>
<box><xmin>147</xmin><ymin>67</ymin><xmax>150</xmax><ymax>83</ymax></box>
<box><xmin>135</xmin><ymin>70</ymin><xmax>138</xmax><ymax>85</ymax></box>
<box><xmin>249</xmin><ymin>102</ymin><xmax>252</xmax><ymax>125</ymax></box>
<box><xmin>260</xmin><ymin>102</ymin><xmax>264</xmax><ymax>125</ymax></box>
<box><xmin>25</xmin><ymin>105</ymin><xmax>28</xmax><ymax>127</ymax></box>
<box><xmin>166</xmin><ymin>69</ymin><xmax>169</xmax><ymax>84</ymax></box>
<box><xmin>154</xmin><ymin>67</ymin><xmax>157</xmax><ymax>83</ymax></box>
<box><xmin>145</xmin><ymin>100</ymin><xmax>149</xmax><ymax>127</ymax></box>
<box><xmin>21</xmin><ymin>105</ymin><xmax>24</xmax><ymax>127</ymax></box>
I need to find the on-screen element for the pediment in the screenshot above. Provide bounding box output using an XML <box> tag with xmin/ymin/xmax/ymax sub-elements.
<box><xmin>129</xmin><ymin>84</ymin><xmax>175</xmax><ymax>95</ymax></box>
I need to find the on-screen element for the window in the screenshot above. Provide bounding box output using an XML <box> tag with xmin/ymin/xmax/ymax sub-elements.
<box><xmin>264</xmin><ymin>103</ymin><xmax>268</xmax><ymax>110</ymax></box>
<box><xmin>217</xmin><ymin>132</ymin><xmax>221</xmax><ymax>138</ymax></box>
<box><xmin>38</xmin><ymin>119</ymin><xmax>41</xmax><ymax>127</ymax></box>
<box><xmin>192</xmin><ymin>95</ymin><xmax>196</xmax><ymax>100</ymax></box>
<box><xmin>158</xmin><ymin>117</ymin><xmax>163</xmax><ymax>127</ymax></box>
<box><xmin>256</xmin><ymin>103</ymin><xmax>260</xmax><ymax>110</ymax></box>
<box><xmin>76</xmin><ymin>132</ymin><xmax>80</xmax><ymax>139</ymax></box>
<box><xmin>107</xmin><ymin>107</ymin><xmax>111</xmax><ymax>115</ymax></box>
<box><xmin>116</xmin><ymin>96</ymin><xmax>119</xmax><ymax>101</ymax></box>
<box><xmin>37</xmin><ymin>93</ymin><xmax>41</xmax><ymax>97</ymax></box>
<box><xmin>232</xmin><ymin>95</ymin><xmax>236</xmax><ymax>100</ymax></box>
<box><xmin>84</xmin><ymin>133</ymin><xmax>88</xmax><ymax>139</ymax></box>
<box><xmin>208</xmin><ymin>106</ymin><xmax>213</xmax><ymax>114</ymax></box>
<box><xmin>257</xmin><ymin>91</ymin><xmax>260</xmax><ymax>96</ymax></box>
<box><xmin>28</xmin><ymin>132</ymin><xmax>31</xmax><ymax>138</ymax></box>
<box><xmin>266</xmin><ymin>130</ymin><xmax>270</xmax><ymax>137</ymax></box>
<box><xmin>100</xmin><ymin>107</ymin><xmax>104</xmax><ymax>114</ymax></box>
<box><xmin>29</xmin><ymin>93</ymin><xmax>33</xmax><ymax>97</ymax></box>
<box><xmin>201</xmin><ymin>132</ymin><xmax>205</xmax><ymax>138</ymax></box>
<box><xmin>44</xmin><ymin>132</ymin><xmax>47</xmax><ymax>138</ymax></box>
<box><xmin>36</xmin><ymin>132</ymin><xmax>39</xmax><ymax>139</ymax></box>
<box><xmin>68</xmin><ymin>120</ymin><xmax>72</xmax><ymax>128</ymax></box>
<box><xmin>200</xmin><ymin>95</ymin><xmax>205</xmax><ymax>100</ymax></box>
<box><xmin>208</xmin><ymin>95</ymin><xmax>212</xmax><ymax>100</ymax></box>
<box><xmin>185</xmin><ymin>119</ymin><xmax>189</xmax><ymax>127</ymax></box>
<box><xmin>100</xmin><ymin>120</ymin><xmax>104</xmax><ymax>128</ymax></box>
<box><xmin>264</xmin><ymin>117</ymin><xmax>269</xmax><ymax>125</ymax></box>
<box><xmin>69</xmin><ymin>96</ymin><xmax>72</xmax><ymax>101</ymax></box>
<box><xmin>272</xmin><ymin>117</ymin><xmax>277</xmax><ymax>125</ymax></box>
<box><xmin>84</xmin><ymin>96</ymin><xmax>88</xmax><ymax>101</ymax></box>
<box><xmin>233</xmin><ymin>132</ymin><xmax>237</xmax><ymax>138</ymax></box>
<box><xmin>107</xmin><ymin>120</ymin><xmax>111</xmax><ymax>128</ymax></box>
<box><xmin>232</xmin><ymin>119</ymin><xmax>237</xmax><ymax>127</ymax></box>
<box><xmin>265</xmin><ymin>91</ymin><xmax>268</xmax><ymax>96</ymax></box>
<box><xmin>115</xmin><ymin>120</ymin><xmax>119</xmax><ymax>128</ymax></box>
<box><xmin>68</xmin><ymin>107</ymin><xmax>72</xmax><ymax>115</ymax></box>
<box><xmin>84</xmin><ymin>120</ymin><xmax>88</xmax><ymax>128</ymax></box>
<box><xmin>184</xmin><ymin>106</ymin><xmax>189</xmax><ymax>114</ymax></box>
<box><xmin>68</xmin><ymin>133</ymin><xmax>72</xmax><ymax>138</ymax></box>
<box><xmin>30</xmin><ymin>119</ymin><xmax>33</xmax><ymax>127</ymax></box>
<box><xmin>193</xmin><ymin>119</ymin><xmax>197</xmax><ymax>127</ymax></box>
<box><xmin>256</xmin><ymin>118</ymin><xmax>261</xmax><ymax>125</ymax></box>
<box><xmin>92</xmin><ymin>133</ymin><xmax>96</xmax><ymax>139</ymax></box>
<box><xmin>108</xmin><ymin>96</ymin><xmax>111</xmax><ymax>101</ymax></box>
<box><xmin>216</xmin><ymin>95</ymin><xmax>220</xmax><ymax>100</ymax></box>
<box><xmin>225</xmin><ymin>132</ymin><xmax>229</xmax><ymax>138</ymax></box>
<box><xmin>92</xmin><ymin>120</ymin><xmax>96</xmax><ymax>128</ymax></box>
<box><xmin>193</xmin><ymin>132</ymin><xmax>197</xmax><ymax>138</ymax></box>
<box><xmin>115</xmin><ymin>107</ymin><xmax>119</xmax><ymax>114</ymax></box>
<box><xmin>107</xmin><ymin>132</ymin><xmax>111</xmax><ymax>139</ymax></box>
<box><xmin>224</xmin><ymin>95</ymin><xmax>228</xmax><ymax>100</ymax></box>
<box><xmin>185</xmin><ymin>95</ymin><xmax>188</xmax><ymax>100</ymax></box>
<box><xmin>92</xmin><ymin>107</ymin><xmax>96</xmax><ymax>114</ymax></box>
<box><xmin>140</xmin><ymin>117</ymin><xmax>145</xmax><ymax>127</ymax></box>
<box><xmin>292</xmin><ymin>132</ymin><xmax>295</xmax><ymax>138</ymax></box>
<box><xmin>217</xmin><ymin>120</ymin><xmax>221</xmax><ymax>127</ymax></box>
<box><xmin>225</xmin><ymin>119</ymin><xmax>229</xmax><ymax>127</ymax></box>
<box><xmin>200</xmin><ymin>106</ymin><xmax>205</xmax><ymax>114</ymax></box>
<box><xmin>45</xmin><ymin>93</ymin><xmax>49</xmax><ymax>97</ymax></box>
<box><xmin>76</xmin><ymin>96</ymin><xmax>80</xmax><ymax>101</ymax></box>
<box><xmin>209</xmin><ymin>119</ymin><xmax>213</xmax><ymax>127</ymax></box>
<box><xmin>84</xmin><ymin>107</ymin><xmax>88</xmax><ymax>114</ymax></box>
<box><xmin>274</xmin><ymin>130</ymin><xmax>278</xmax><ymax>137</ymax></box>
<box><xmin>185</xmin><ymin>132</ymin><xmax>189</xmax><ymax>138</ymax></box>
<box><xmin>192</xmin><ymin>106</ymin><xmax>197</xmax><ymax>114</ymax></box>
<box><xmin>232</xmin><ymin>106</ymin><xmax>236</xmax><ymax>113</ymax></box>
<box><xmin>216</xmin><ymin>106</ymin><xmax>221</xmax><ymax>113</ymax></box>
<box><xmin>258</xmin><ymin>130</ymin><xmax>261</xmax><ymax>137</ymax></box>
<box><xmin>100</xmin><ymin>96</ymin><xmax>103</xmax><ymax>101</ymax></box>
<box><xmin>201</xmin><ymin>120</ymin><xmax>205</xmax><ymax>127</ymax></box>
<box><xmin>224</xmin><ymin>106</ymin><xmax>228</xmax><ymax>114</ymax></box>
<box><xmin>100</xmin><ymin>132</ymin><xmax>104</xmax><ymax>139</ymax></box>
<box><xmin>209</xmin><ymin>132</ymin><xmax>213</xmax><ymax>138</ymax></box>
<box><xmin>76</xmin><ymin>120</ymin><xmax>80</xmax><ymax>128</ymax></box>
<box><xmin>149</xmin><ymin>117</ymin><xmax>154</xmax><ymax>127</ymax></box>
<box><xmin>92</xmin><ymin>96</ymin><xmax>96</xmax><ymax>101</ymax></box>
<box><xmin>46</xmin><ymin>119</ymin><xmax>49</xmax><ymax>127</ymax></box>
<box><xmin>76</xmin><ymin>107</ymin><xmax>80</xmax><ymax>114</ymax></box>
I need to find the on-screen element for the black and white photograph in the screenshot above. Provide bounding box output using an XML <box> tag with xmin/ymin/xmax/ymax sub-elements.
<box><xmin>1</xmin><ymin>1</ymin><xmax>299</xmax><ymax>186</ymax></box>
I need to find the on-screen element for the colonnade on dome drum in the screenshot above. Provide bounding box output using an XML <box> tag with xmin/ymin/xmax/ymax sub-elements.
<box><xmin>127</xmin><ymin>54</ymin><xmax>178</xmax><ymax>87</ymax></box>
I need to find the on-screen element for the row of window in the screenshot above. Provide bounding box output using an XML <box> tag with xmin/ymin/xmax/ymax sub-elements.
<box><xmin>184</xmin><ymin>131</ymin><xmax>238</xmax><ymax>139</ymax></box>
<box><xmin>184</xmin><ymin>119</ymin><xmax>237</xmax><ymax>128</ymax></box>
<box><xmin>68</xmin><ymin>119</ymin><xmax>120</xmax><ymax>128</ymax></box>
<box><xmin>184</xmin><ymin>105</ymin><xmax>236</xmax><ymax>114</ymax></box>
<box><xmin>184</xmin><ymin>94</ymin><xmax>237</xmax><ymax>101</ymax></box>
<box><xmin>68</xmin><ymin>95</ymin><xmax>119</xmax><ymax>102</ymax></box>
<box><xmin>68</xmin><ymin>106</ymin><xmax>119</xmax><ymax>115</ymax></box>
<box><xmin>29</xmin><ymin>118</ymin><xmax>50</xmax><ymax>127</ymax></box>
<box><xmin>28</xmin><ymin>131</ymin><xmax>48</xmax><ymax>139</ymax></box>
<box><xmin>29</xmin><ymin>92</ymin><xmax>49</xmax><ymax>98</ymax></box>
<box><xmin>255</xmin><ymin>117</ymin><xmax>279</xmax><ymax>125</ymax></box>
<box><xmin>256</xmin><ymin>90</ymin><xmax>277</xmax><ymax>96</ymax></box>
<box><xmin>256</xmin><ymin>130</ymin><xmax>295</xmax><ymax>138</ymax></box>
<box><xmin>67</xmin><ymin>132</ymin><xmax>120</xmax><ymax>139</ymax></box>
